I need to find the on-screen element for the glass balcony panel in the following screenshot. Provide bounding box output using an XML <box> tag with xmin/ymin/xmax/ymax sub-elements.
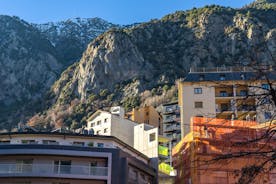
<box><xmin>0</xmin><ymin>163</ymin><xmax>108</xmax><ymax>177</ymax></box>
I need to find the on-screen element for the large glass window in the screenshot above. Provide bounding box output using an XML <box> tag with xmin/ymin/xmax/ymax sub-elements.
<box><xmin>16</xmin><ymin>159</ymin><xmax>33</xmax><ymax>173</ymax></box>
<box><xmin>54</xmin><ymin>160</ymin><xmax>71</xmax><ymax>174</ymax></box>
<box><xmin>42</xmin><ymin>140</ymin><xmax>59</xmax><ymax>145</ymax></box>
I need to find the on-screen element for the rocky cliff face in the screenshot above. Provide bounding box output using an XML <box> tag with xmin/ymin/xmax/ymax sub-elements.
<box><xmin>0</xmin><ymin>16</ymin><xmax>117</xmax><ymax>129</ymax></box>
<box><xmin>1</xmin><ymin>0</ymin><xmax>276</xmax><ymax>130</ymax></box>
<box><xmin>0</xmin><ymin>15</ymin><xmax>62</xmax><ymax>127</ymax></box>
<box><xmin>51</xmin><ymin>4</ymin><xmax>276</xmax><ymax>103</ymax></box>
<box><xmin>38</xmin><ymin>2</ymin><xmax>276</xmax><ymax>130</ymax></box>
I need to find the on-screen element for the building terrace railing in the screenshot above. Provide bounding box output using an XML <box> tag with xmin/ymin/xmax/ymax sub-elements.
<box><xmin>0</xmin><ymin>163</ymin><xmax>108</xmax><ymax>179</ymax></box>
<box><xmin>189</xmin><ymin>65</ymin><xmax>273</xmax><ymax>73</ymax></box>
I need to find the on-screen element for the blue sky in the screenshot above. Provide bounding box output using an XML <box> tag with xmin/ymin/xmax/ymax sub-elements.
<box><xmin>0</xmin><ymin>0</ymin><xmax>255</xmax><ymax>24</ymax></box>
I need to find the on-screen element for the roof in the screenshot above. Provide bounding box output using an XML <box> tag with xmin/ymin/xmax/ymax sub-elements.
<box><xmin>162</xmin><ymin>101</ymin><xmax>178</xmax><ymax>106</ymax></box>
<box><xmin>87</xmin><ymin>110</ymin><xmax>110</xmax><ymax>121</ymax></box>
<box><xmin>182</xmin><ymin>71</ymin><xmax>276</xmax><ymax>82</ymax></box>
<box><xmin>0</xmin><ymin>132</ymin><xmax>150</xmax><ymax>161</ymax></box>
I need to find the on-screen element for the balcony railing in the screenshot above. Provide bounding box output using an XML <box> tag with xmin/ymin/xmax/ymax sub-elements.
<box><xmin>216</xmin><ymin>107</ymin><xmax>233</xmax><ymax>113</ymax></box>
<box><xmin>216</xmin><ymin>93</ymin><xmax>233</xmax><ymax>97</ymax></box>
<box><xmin>163</xmin><ymin>125</ymin><xmax>181</xmax><ymax>132</ymax></box>
<box><xmin>0</xmin><ymin>163</ymin><xmax>108</xmax><ymax>178</ymax></box>
<box><xmin>237</xmin><ymin>106</ymin><xmax>256</xmax><ymax>111</ymax></box>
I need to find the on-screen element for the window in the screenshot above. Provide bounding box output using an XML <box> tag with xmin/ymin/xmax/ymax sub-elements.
<box><xmin>194</xmin><ymin>88</ymin><xmax>202</xmax><ymax>94</ymax></box>
<box><xmin>240</xmin><ymin>90</ymin><xmax>247</xmax><ymax>96</ymax></box>
<box><xmin>21</xmin><ymin>140</ymin><xmax>36</xmax><ymax>144</ymax></box>
<box><xmin>96</xmin><ymin>130</ymin><xmax>101</xmax><ymax>134</ymax></box>
<box><xmin>221</xmin><ymin>103</ymin><xmax>229</xmax><ymax>111</ymax></box>
<box><xmin>104</xmin><ymin>128</ymin><xmax>108</xmax><ymax>133</ymax></box>
<box><xmin>97</xmin><ymin>143</ymin><xmax>104</xmax><ymax>148</ymax></box>
<box><xmin>42</xmin><ymin>140</ymin><xmax>58</xmax><ymax>145</ymax></box>
<box><xmin>104</xmin><ymin>118</ymin><xmax>108</xmax><ymax>123</ymax></box>
<box><xmin>90</xmin><ymin>161</ymin><xmax>98</xmax><ymax>167</ymax></box>
<box><xmin>87</xmin><ymin>142</ymin><xmax>94</xmax><ymax>147</ymax></box>
<box><xmin>219</xmin><ymin>91</ymin><xmax>227</xmax><ymax>97</ymax></box>
<box><xmin>91</xmin><ymin>122</ymin><xmax>95</xmax><ymax>127</ymax></box>
<box><xmin>199</xmin><ymin>74</ymin><xmax>205</xmax><ymax>81</ymax></box>
<box><xmin>72</xmin><ymin>141</ymin><xmax>84</xmax><ymax>146</ymax></box>
<box><xmin>194</xmin><ymin>102</ymin><xmax>203</xmax><ymax>108</ymax></box>
<box><xmin>97</xmin><ymin>120</ymin><xmax>101</xmax><ymax>125</ymax></box>
<box><xmin>240</xmin><ymin>74</ymin><xmax>245</xmax><ymax>80</ymax></box>
<box><xmin>262</xmin><ymin>84</ymin><xmax>270</xmax><ymax>90</ymax></box>
<box><xmin>264</xmin><ymin>112</ymin><xmax>272</xmax><ymax>120</ymax></box>
<box><xmin>0</xmin><ymin>140</ymin><xmax>10</xmax><ymax>144</ymax></box>
<box><xmin>149</xmin><ymin>133</ymin><xmax>156</xmax><ymax>142</ymax></box>
<box><xmin>16</xmin><ymin>159</ymin><xmax>33</xmax><ymax>173</ymax></box>
<box><xmin>90</xmin><ymin>161</ymin><xmax>98</xmax><ymax>175</ymax></box>
<box><xmin>54</xmin><ymin>160</ymin><xmax>71</xmax><ymax>174</ymax></box>
<box><xmin>220</xmin><ymin>74</ymin><xmax>226</xmax><ymax>81</ymax></box>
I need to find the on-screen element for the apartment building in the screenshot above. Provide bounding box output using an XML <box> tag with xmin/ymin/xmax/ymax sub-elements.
<box><xmin>0</xmin><ymin>132</ymin><xmax>157</xmax><ymax>184</ymax></box>
<box><xmin>125</xmin><ymin>105</ymin><xmax>162</xmax><ymax>128</ymax></box>
<box><xmin>178</xmin><ymin>67</ymin><xmax>276</xmax><ymax>137</ymax></box>
<box><xmin>86</xmin><ymin>106</ymin><xmax>158</xmax><ymax>159</ymax></box>
<box><xmin>158</xmin><ymin>102</ymin><xmax>181</xmax><ymax>167</ymax></box>
<box><xmin>172</xmin><ymin>117</ymin><xmax>276</xmax><ymax>184</ymax></box>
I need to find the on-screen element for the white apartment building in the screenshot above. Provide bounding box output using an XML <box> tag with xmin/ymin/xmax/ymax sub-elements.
<box><xmin>178</xmin><ymin>67</ymin><xmax>276</xmax><ymax>137</ymax></box>
<box><xmin>0</xmin><ymin>132</ymin><xmax>157</xmax><ymax>184</ymax></box>
<box><xmin>86</xmin><ymin>106</ymin><xmax>158</xmax><ymax>159</ymax></box>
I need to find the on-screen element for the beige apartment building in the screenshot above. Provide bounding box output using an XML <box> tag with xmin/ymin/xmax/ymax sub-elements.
<box><xmin>125</xmin><ymin>105</ymin><xmax>162</xmax><ymax>128</ymax></box>
<box><xmin>178</xmin><ymin>67</ymin><xmax>276</xmax><ymax>137</ymax></box>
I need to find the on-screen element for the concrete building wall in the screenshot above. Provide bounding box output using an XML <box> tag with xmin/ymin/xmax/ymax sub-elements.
<box><xmin>111</xmin><ymin>115</ymin><xmax>136</xmax><ymax>147</ymax></box>
<box><xmin>87</xmin><ymin>112</ymin><xmax>112</xmax><ymax>135</ymax></box>
<box><xmin>180</xmin><ymin>84</ymin><xmax>216</xmax><ymax>137</ymax></box>
<box><xmin>86</xmin><ymin>110</ymin><xmax>158</xmax><ymax>159</ymax></box>
<box><xmin>134</xmin><ymin>124</ymin><xmax>158</xmax><ymax>158</ymax></box>
<box><xmin>129</xmin><ymin>106</ymin><xmax>160</xmax><ymax>127</ymax></box>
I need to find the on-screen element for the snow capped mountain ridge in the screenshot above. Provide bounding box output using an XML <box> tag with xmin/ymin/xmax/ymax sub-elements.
<box><xmin>34</xmin><ymin>17</ymin><xmax>118</xmax><ymax>45</ymax></box>
<box><xmin>33</xmin><ymin>17</ymin><xmax>119</xmax><ymax>65</ymax></box>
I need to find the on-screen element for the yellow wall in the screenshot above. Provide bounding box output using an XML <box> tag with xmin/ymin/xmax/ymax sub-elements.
<box><xmin>128</xmin><ymin>106</ymin><xmax>161</xmax><ymax>128</ymax></box>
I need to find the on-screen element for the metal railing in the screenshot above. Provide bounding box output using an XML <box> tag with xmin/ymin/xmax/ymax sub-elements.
<box><xmin>0</xmin><ymin>163</ymin><xmax>108</xmax><ymax>178</ymax></box>
<box><xmin>164</xmin><ymin>125</ymin><xmax>181</xmax><ymax>132</ymax></box>
<box><xmin>189</xmin><ymin>66</ymin><xmax>255</xmax><ymax>73</ymax></box>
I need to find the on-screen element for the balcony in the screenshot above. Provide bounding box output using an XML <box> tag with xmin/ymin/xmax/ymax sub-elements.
<box><xmin>216</xmin><ymin>93</ymin><xmax>233</xmax><ymax>98</ymax></box>
<box><xmin>237</xmin><ymin>106</ymin><xmax>256</xmax><ymax>112</ymax></box>
<box><xmin>163</xmin><ymin>107</ymin><xmax>180</xmax><ymax>115</ymax></box>
<box><xmin>163</xmin><ymin>117</ymin><xmax>175</xmax><ymax>123</ymax></box>
<box><xmin>0</xmin><ymin>163</ymin><xmax>108</xmax><ymax>179</ymax></box>
<box><xmin>163</xmin><ymin>125</ymin><xmax>181</xmax><ymax>133</ymax></box>
<box><xmin>216</xmin><ymin>107</ymin><xmax>233</xmax><ymax>113</ymax></box>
